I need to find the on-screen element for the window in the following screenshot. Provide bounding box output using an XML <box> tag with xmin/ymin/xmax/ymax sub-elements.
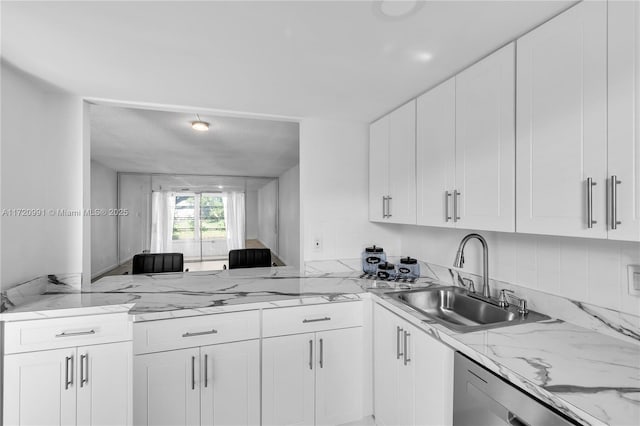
<box><xmin>172</xmin><ymin>193</ymin><xmax>226</xmax><ymax>240</ymax></box>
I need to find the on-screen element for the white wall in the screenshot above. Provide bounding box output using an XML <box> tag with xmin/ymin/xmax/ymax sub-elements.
<box><xmin>258</xmin><ymin>179</ymin><xmax>278</xmax><ymax>252</ymax></box>
<box><xmin>299</xmin><ymin>118</ymin><xmax>401</xmax><ymax>261</ymax></box>
<box><xmin>1</xmin><ymin>62</ymin><xmax>84</xmax><ymax>289</ymax></box>
<box><xmin>90</xmin><ymin>160</ymin><xmax>118</xmax><ymax>277</ymax></box>
<box><xmin>399</xmin><ymin>226</ymin><xmax>640</xmax><ymax>316</ymax></box>
<box><xmin>246</xmin><ymin>190</ymin><xmax>259</xmax><ymax>240</ymax></box>
<box><xmin>118</xmin><ymin>173</ymin><xmax>151</xmax><ymax>262</ymax></box>
<box><xmin>278</xmin><ymin>164</ymin><xmax>300</xmax><ymax>266</ymax></box>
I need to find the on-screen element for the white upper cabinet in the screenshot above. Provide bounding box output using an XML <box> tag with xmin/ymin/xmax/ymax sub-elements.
<box><xmin>416</xmin><ymin>43</ymin><xmax>515</xmax><ymax>232</ymax></box>
<box><xmin>608</xmin><ymin>0</ymin><xmax>640</xmax><ymax>241</ymax></box>
<box><xmin>369</xmin><ymin>100</ymin><xmax>417</xmax><ymax>225</ymax></box>
<box><xmin>455</xmin><ymin>42</ymin><xmax>515</xmax><ymax>232</ymax></box>
<box><xmin>516</xmin><ymin>1</ymin><xmax>608</xmax><ymax>238</ymax></box>
<box><xmin>416</xmin><ymin>78</ymin><xmax>456</xmax><ymax>228</ymax></box>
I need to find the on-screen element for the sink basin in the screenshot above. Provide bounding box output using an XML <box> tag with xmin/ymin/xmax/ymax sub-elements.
<box><xmin>388</xmin><ymin>286</ymin><xmax>549</xmax><ymax>332</ymax></box>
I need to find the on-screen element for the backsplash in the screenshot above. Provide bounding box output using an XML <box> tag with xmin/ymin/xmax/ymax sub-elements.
<box><xmin>305</xmin><ymin>258</ymin><xmax>640</xmax><ymax>346</ymax></box>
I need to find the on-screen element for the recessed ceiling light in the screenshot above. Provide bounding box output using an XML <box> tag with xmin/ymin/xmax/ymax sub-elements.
<box><xmin>373</xmin><ymin>0</ymin><xmax>425</xmax><ymax>21</ymax></box>
<box><xmin>413</xmin><ymin>51</ymin><xmax>433</xmax><ymax>63</ymax></box>
<box><xmin>191</xmin><ymin>114</ymin><xmax>209</xmax><ymax>132</ymax></box>
<box><xmin>217</xmin><ymin>185</ymin><xmax>223</xmax><ymax>189</ymax></box>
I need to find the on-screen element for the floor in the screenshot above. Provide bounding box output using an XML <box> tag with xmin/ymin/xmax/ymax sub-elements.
<box><xmin>92</xmin><ymin>239</ymin><xmax>284</xmax><ymax>282</ymax></box>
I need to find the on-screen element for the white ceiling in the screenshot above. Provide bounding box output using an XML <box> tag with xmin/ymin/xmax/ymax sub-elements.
<box><xmin>2</xmin><ymin>0</ymin><xmax>576</xmax><ymax>122</ymax></box>
<box><xmin>90</xmin><ymin>104</ymin><xmax>299</xmax><ymax>176</ymax></box>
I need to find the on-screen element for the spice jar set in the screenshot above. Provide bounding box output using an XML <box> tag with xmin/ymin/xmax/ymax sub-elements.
<box><xmin>360</xmin><ymin>245</ymin><xmax>420</xmax><ymax>283</ymax></box>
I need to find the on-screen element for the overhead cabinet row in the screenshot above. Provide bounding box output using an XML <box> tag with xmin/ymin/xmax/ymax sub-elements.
<box><xmin>369</xmin><ymin>0</ymin><xmax>640</xmax><ymax>241</ymax></box>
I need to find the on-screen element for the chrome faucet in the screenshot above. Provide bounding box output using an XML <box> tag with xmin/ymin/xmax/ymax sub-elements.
<box><xmin>453</xmin><ymin>233</ymin><xmax>490</xmax><ymax>299</ymax></box>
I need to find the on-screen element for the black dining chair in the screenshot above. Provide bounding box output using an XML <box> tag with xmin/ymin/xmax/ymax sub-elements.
<box><xmin>132</xmin><ymin>253</ymin><xmax>185</xmax><ymax>274</ymax></box>
<box><xmin>228</xmin><ymin>248</ymin><xmax>273</xmax><ymax>269</ymax></box>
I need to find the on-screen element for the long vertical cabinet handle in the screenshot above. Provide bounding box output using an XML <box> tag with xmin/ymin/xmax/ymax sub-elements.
<box><xmin>611</xmin><ymin>176</ymin><xmax>622</xmax><ymax>229</ymax></box>
<box><xmin>65</xmin><ymin>356</ymin><xmax>73</xmax><ymax>390</ymax></box>
<box><xmin>387</xmin><ymin>196</ymin><xmax>392</xmax><ymax>218</ymax></box>
<box><xmin>586</xmin><ymin>178</ymin><xmax>597</xmax><ymax>228</ymax></box>
<box><xmin>453</xmin><ymin>190</ymin><xmax>461</xmax><ymax>222</ymax></box>
<box><xmin>445</xmin><ymin>191</ymin><xmax>452</xmax><ymax>222</ymax></box>
<box><xmin>396</xmin><ymin>326</ymin><xmax>403</xmax><ymax>359</ymax></box>
<box><xmin>308</xmin><ymin>340</ymin><xmax>313</xmax><ymax>370</ymax></box>
<box><xmin>319</xmin><ymin>338</ymin><xmax>324</xmax><ymax>368</ymax></box>
<box><xmin>191</xmin><ymin>356</ymin><xmax>196</xmax><ymax>390</ymax></box>
<box><xmin>204</xmin><ymin>354</ymin><xmax>208</xmax><ymax>388</ymax></box>
<box><xmin>403</xmin><ymin>331</ymin><xmax>411</xmax><ymax>366</ymax></box>
<box><xmin>382</xmin><ymin>196</ymin><xmax>387</xmax><ymax>218</ymax></box>
<box><xmin>80</xmin><ymin>353</ymin><xmax>89</xmax><ymax>387</ymax></box>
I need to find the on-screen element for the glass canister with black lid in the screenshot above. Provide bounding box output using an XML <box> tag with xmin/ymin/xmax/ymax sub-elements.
<box><xmin>397</xmin><ymin>257</ymin><xmax>420</xmax><ymax>280</ymax></box>
<box><xmin>376</xmin><ymin>262</ymin><xmax>396</xmax><ymax>280</ymax></box>
<box><xmin>362</xmin><ymin>245</ymin><xmax>386</xmax><ymax>274</ymax></box>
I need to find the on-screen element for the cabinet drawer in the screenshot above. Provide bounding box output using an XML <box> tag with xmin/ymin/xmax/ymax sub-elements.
<box><xmin>4</xmin><ymin>312</ymin><xmax>132</xmax><ymax>354</ymax></box>
<box><xmin>262</xmin><ymin>301</ymin><xmax>363</xmax><ymax>337</ymax></box>
<box><xmin>133</xmin><ymin>310</ymin><xmax>260</xmax><ymax>355</ymax></box>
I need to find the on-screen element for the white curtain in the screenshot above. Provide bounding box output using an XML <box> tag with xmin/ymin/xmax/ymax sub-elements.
<box><xmin>223</xmin><ymin>192</ymin><xmax>245</xmax><ymax>251</ymax></box>
<box><xmin>150</xmin><ymin>191</ymin><xmax>176</xmax><ymax>253</ymax></box>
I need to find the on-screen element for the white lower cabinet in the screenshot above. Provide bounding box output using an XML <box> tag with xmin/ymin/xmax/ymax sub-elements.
<box><xmin>3</xmin><ymin>313</ymin><xmax>133</xmax><ymax>426</ymax></box>
<box><xmin>133</xmin><ymin>340</ymin><xmax>260</xmax><ymax>426</ymax></box>
<box><xmin>262</xmin><ymin>327</ymin><xmax>363</xmax><ymax>426</ymax></box>
<box><xmin>374</xmin><ymin>303</ymin><xmax>453</xmax><ymax>426</ymax></box>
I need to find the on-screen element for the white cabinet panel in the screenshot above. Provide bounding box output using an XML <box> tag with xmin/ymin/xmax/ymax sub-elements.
<box><xmin>369</xmin><ymin>116</ymin><xmax>390</xmax><ymax>222</ymax></box>
<box><xmin>4</xmin><ymin>348</ymin><xmax>77</xmax><ymax>426</ymax></box>
<box><xmin>200</xmin><ymin>340</ymin><xmax>260</xmax><ymax>426</ymax></box>
<box><xmin>416</xmin><ymin>78</ymin><xmax>456</xmax><ymax>228</ymax></box>
<box><xmin>516</xmin><ymin>1</ymin><xmax>608</xmax><ymax>238</ymax></box>
<box><xmin>315</xmin><ymin>328</ymin><xmax>363</xmax><ymax>426</ymax></box>
<box><xmin>387</xmin><ymin>101</ymin><xmax>417</xmax><ymax>224</ymax></box>
<box><xmin>455</xmin><ymin>42</ymin><xmax>515</xmax><ymax>232</ymax></box>
<box><xmin>77</xmin><ymin>342</ymin><xmax>132</xmax><ymax>426</ymax></box>
<box><xmin>373</xmin><ymin>303</ymin><xmax>401</xmax><ymax>426</ymax></box>
<box><xmin>134</xmin><ymin>348</ymin><xmax>200</xmax><ymax>426</ymax></box>
<box><xmin>608</xmin><ymin>0</ymin><xmax>640</xmax><ymax>241</ymax></box>
<box><xmin>262</xmin><ymin>333</ymin><xmax>316</xmax><ymax>426</ymax></box>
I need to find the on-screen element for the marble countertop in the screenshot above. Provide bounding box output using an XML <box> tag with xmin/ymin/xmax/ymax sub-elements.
<box><xmin>1</xmin><ymin>266</ymin><xmax>638</xmax><ymax>426</ymax></box>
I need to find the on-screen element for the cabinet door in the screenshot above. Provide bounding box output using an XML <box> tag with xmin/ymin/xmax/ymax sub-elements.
<box><xmin>411</xmin><ymin>324</ymin><xmax>454</xmax><ymax>426</ymax></box>
<box><xmin>516</xmin><ymin>1</ymin><xmax>607</xmax><ymax>238</ymax></box>
<box><xmin>262</xmin><ymin>333</ymin><xmax>315</xmax><ymax>426</ymax></box>
<box><xmin>608</xmin><ymin>0</ymin><xmax>640</xmax><ymax>241</ymax></box>
<box><xmin>77</xmin><ymin>342</ymin><xmax>132</xmax><ymax>426</ymax></box>
<box><xmin>133</xmin><ymin>348</ymin><xmax>200</xmax><ymax>426</ymax></box>
<box><xmin>369</xmin><ymin>116</ymin><xmax>390</xmax><ymax>222</ymax></box>
<box><xmin>387</xmin><ymin>101</ymin><xmax>417</xmax><ymax>224</ymax></box>
<box><xmin>373</xmin><ymin>304</ymin><xmax>401</xmax><ymax>426</ymax></box>
<box><xmin>315</xmin><ymin>328</ymin><xmax>363</xmax><ymax>426</ymax></box>
<box><xmin>416</xmin><ymin>78</ymin><xmax>457</xmax><ymax>228</ymax></box>
<box><xmin>455</xmin><ymin>42</ymin><xmax>515</xmax><ymax>232</ymax></box>
<box><xmin>4</xmin><ymin>348</ymin><xmax>77</xmax><ymax>426</ymax></box>
<box><xmin>200</xmin><ymin>340</ymin><xmax>260</xmax><ymax>426</ymax></box>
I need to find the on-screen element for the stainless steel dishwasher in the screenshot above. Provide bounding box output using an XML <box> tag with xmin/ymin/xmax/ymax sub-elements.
<box><xmin>453</xmin><ymin>352</ymin><xmax>580</xmax><ymax>426</ymax></box>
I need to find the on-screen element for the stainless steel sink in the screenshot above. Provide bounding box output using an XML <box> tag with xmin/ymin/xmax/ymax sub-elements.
<box><xmin>388</xmin><ymin>286</ymin><xmax>549</xmax><ymax>332</ymax></box>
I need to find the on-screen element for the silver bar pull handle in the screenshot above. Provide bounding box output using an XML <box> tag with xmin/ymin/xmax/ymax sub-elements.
<box><xmin>611</xmin><ymin>176</ymin><xmax>622</xmax><ymax>229</ymax></box>
<box><xmin>403</xmin><ymin>331</ymin><xmax>411</xmax><ymax>366</ymax></box>
<box><xmin>396</xmin><ymin>326</ymin><xmax>403</xmax><ymax>359</ymax></box>
<box><xmin>302</xmin><ymin>317</ymin><xmax>331</xmax><ymax>323</ymax></box>
<box><xmin>387</xmin><ymin>196</ymin><xmax>392</xmax><ymax>218</ymax></box>
<box><xmin>65</xmin><ymin>356</ymin><xmax>73</xmax><ymax>390</ymax></box>
<box><xmin>453</xmin><ymin>190</ymin><xmax>461</xmax><ymax>222</ymax></box>
<box><xmin>56</xmin><ymin>329</ymin><xmax>95</xmax><ymax>338</ymax></box>
<box><xmin>319</xmin><ymin>338</ymin><xmax>324</xmax><ymax>368</ymax></box>
<box><xmin>80</xmin><ymin>354</ymin><xmax>89</xmax><ymax>387</ymax></box>
<box><xmin>204</xmin><ymin>354</ymin><xmax>208</xmax><ymax>388</ymax></box>
<box><xmin>586</xmin><ymin>178</ymin><xmax>597</xmax><ymax>228</ymax></box>
<box><xmin>182</xmin><ymin>329</ymin><xmax>218</xmax><ymax>338</ymax></box>
<box><xmin>382</xmin><ymin>196</ymin><xmax>388</xmax><ymax>218</ymax></box>
<box><xmin>308</xmin><ymin>340</ymin><xmax>313</xmax><ymax>370</ymax></box>
<box><xmin>191</xmin><ymin>356</ymin><xmax>196</xmax><ymax>390</ymax></box>
<box><xmin>445</xmin><ymin>191</ymin><xmax>452</xmax><ymax>222</ymax></box>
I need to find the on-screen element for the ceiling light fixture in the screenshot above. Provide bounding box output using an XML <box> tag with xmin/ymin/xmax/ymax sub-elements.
<box><xmin>373</xmin><ymin>0</ymin><xmax>425</xmax><ymax>21</ymax></box>
<box><xmin>191</xmin><ymin>114</ymin><xmax>210</xmax><ymax>132</ymax></box>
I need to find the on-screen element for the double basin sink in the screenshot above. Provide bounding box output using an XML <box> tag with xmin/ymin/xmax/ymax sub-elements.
<box><xmin>387</xmin><ymin>286</ymin><xmax>549</xmax><ymax>332</ymax></box>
